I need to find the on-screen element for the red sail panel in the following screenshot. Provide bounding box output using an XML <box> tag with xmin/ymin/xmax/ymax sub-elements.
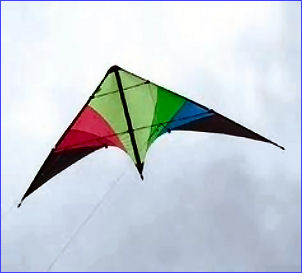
<box><xmin>19</xmin><ymin>106</ymin><xmax>126</xmax><ymax>205</ymax></box>
<box><xmin>56</xmin><ymin>106</ymin><xmax>125</xmax><ymax>151</ymax></box>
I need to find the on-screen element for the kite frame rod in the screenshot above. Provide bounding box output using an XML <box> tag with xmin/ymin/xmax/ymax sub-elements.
<box><xmin>117</xmin><ymin>66</ymin><xmax>284</xmax><ymax>150</ymax></box>
<box><xmin>118</xmin><ymin>66</ymin><xmax>212</xmax><ymax>111</ymax></box>
<box><xmin>54</xmin><ymin>69</ymin><xmax>112</xmax><ymax>149</ymax></box>
<box><xmin>114</xmin><ymin>67</ymin><xmax>144</xmax><ymax>177</ymax></box>
<box><xmin>93</xmin><ymin>81</ymin><xmax>148</xmax><ymax>98</ymax></box>
<box><xmin>18</xmin><ymin>68</ymin><xmax>114</xmax><ymax>206</ymax></box>
<box><xmin>53</xmin><ymin>106</ymin><xmax>284</xmax><ymax>152</ymax></box>
<box><xmin>54</xmin><ymin>111</ymin><xmax>214</xmax><ymax>151</ymax></box>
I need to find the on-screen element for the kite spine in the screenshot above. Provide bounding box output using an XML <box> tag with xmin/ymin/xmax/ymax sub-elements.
<box><xmin>114</xmin><ymin>67</ymin><xmax>144</xmax><ymax>179</ymax></box>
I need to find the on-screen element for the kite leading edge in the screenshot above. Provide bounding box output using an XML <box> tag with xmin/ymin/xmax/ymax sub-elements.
<box><xmin>18</xmin><ymin>65</ymin><xmax>284</xmax><ymax>207</ymax></box>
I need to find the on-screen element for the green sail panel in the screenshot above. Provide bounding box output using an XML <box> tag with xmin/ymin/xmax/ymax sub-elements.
<box><xmin>119</xmin><ymin>69</ymin><xmax>146</xmax><ymax>90</ymax></box>
<box><xmin>124</xmin><ymin>83</ymin><xmax>157</xmax><ymax>162</ymax></box>
<box><xmin>148</xmin><ymin>86</ymin><xmax>186</xmax><ymax>146</ymax></box>
<box><xmin>93</xmin><ymin>72</ymin><xmax>119</xmax><ymax>97</ymax></box>
<box><xmin>88</xmin><ymin>72</ymin><xmax>135</xmax><ymax>161</ymax></box>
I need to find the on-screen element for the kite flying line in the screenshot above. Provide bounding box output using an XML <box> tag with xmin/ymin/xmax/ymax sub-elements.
<box><xmin>47</xmin><ymin>131</ymin><xmax>156</xmax><ymax>271</ymax></box>
<box><xmin>46</xmin><ymin>161</ymin><xmax>132</xmax><ymax>272</ymax></box>
<box><xmin>47</xmin><ymin>132</ymin><xmax>154</xmax><ymax>271</ymax></box>
<box><xmin>1</xmin><ymin>199</ymin><xmax>19</xmax><ymax>221</ymax></box>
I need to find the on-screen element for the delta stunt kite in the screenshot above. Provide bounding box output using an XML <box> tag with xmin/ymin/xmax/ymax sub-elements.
<box><xmin>18</xmin><ymin>65</ymin><xmax>284</xmax><ymax>207</ymax></box>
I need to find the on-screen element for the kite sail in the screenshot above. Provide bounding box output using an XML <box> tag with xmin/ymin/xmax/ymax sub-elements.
<box><xmin>18</xmin><ymin>65</ymin><xmax>284</xmax><ymax>206</ymax></box>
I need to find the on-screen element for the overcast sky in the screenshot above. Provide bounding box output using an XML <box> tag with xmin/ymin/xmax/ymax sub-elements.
<box><xmin>1</xmin><ymin>1</ymin><xmax>301</xmax><ymax>272</ymax></box>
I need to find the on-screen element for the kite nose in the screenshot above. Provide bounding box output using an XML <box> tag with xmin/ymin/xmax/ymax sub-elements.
<box><xmin>108</xmin><ymin>65</ymin><xmax>120</xmax><ymax>73</ymax></box>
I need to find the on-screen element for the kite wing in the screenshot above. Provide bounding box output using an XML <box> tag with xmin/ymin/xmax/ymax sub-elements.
<box><xmin>18</xmin><ymin>65</ymin><xmax>283</xmax><ymax>206</ymax></box>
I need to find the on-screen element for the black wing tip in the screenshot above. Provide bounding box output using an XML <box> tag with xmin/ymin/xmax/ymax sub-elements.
<box><xmin>277</xmin><ymin>144</ymin><xmax>285</xmax><ymax>150</ymax></box>
<box><xmin>17</xmin><ymin>202</ymin><xmax>22</xmax><ymax>208</ymax></box>
<box><xmin>270</xmin><ymin>141</ymin><xmax>285</xmax><ymax>150</ymax></box>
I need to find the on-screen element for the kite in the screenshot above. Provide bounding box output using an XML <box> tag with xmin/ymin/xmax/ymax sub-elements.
<box><xmin>18</xmin><ymin>65</ymin><xmax>284</xmax><ymax>207</ymax></box>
